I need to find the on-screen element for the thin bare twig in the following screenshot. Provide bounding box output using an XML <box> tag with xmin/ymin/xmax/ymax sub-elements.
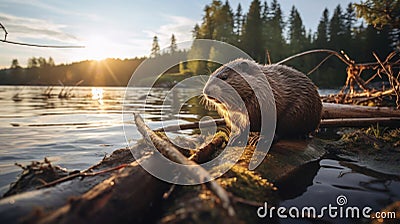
<box><xmin>1</xmin><ymin>39</ymin><xmax>84</xmax><ymax>48</ymax></box>
<box><xmin>37</xmin><ymin>164</ymin><xmax>128</xmax><ymax>189</ymax></box>
<box><xmin>0</xmin><ymin>22</ymin><xmax>8</xmax><ymax>41</ymax></box>
<box><xmin>0</xmin><ymin>22</ymin><xmax>84</xmax><ymax>48</ymax></box>
<box><xmin>277</xmin><ymin>49</ymin><xmax>353</xmax><ymax>66</ymax></box>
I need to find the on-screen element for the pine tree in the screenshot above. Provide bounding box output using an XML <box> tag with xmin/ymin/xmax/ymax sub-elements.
<box><xmin>198</xmin><ymin>2</ymin><xmax>219</xmax><ymax>39</ymax></box>
<box><xmin>10</xmin><ymin>59</ymin><xmax>20</xmax><ymax>69</ymax></box>
<box><xmin>329</xmin><ymin>5</ymin><xmax>346</xmax><ymax>50</ymax></box>
<box><xmin>268</xmin><ymin>0</ymin><xmax>286</xmax><ymax>61</ymax></box>
<box><xmin>169</xmin><ymin>34</ymin><xmax>178</xmax><ymax>54</ymax></box>
<box><xmin>28</xmin><ymin>57</ymin><xmax>39</xmax><ymax>68</ymax></box>
<box><xmin>192</xmin><ymin>24</ymin><xmax>200</xmax><ymax>39</ymax></box>
<box><xmin>261</xmin><ymin>0</ymin><xmax>272</xmax><ymax>58</ymax></box>
<box><xmin>242</xmin><ymin>0</ymin><xmax>263</xmax><ymax>62</ymax></box>
<box><xmin>48</xmin><ymin>57</ymin><xmax>55</xmax><ymax>66</ymax></box>
<box><xmin>315</xmin><ymin>8</ymin><xmax>330</xmax><ymax>48</ymax></box>
<box><xmin>213</xmin><ymin>0</ymin><xmax>234</xmax><ymax>43</ymax></box>
<box><xmin>344</xmin><ymin>3</ymin><xmax>356</xmax><ymax>40</ymax></box>
<box><xmin>288</xmin><ymin>6</ymin><xmax>307</xmax><ymax>53</ymax></box>
<box><xmin>234</xmin><ymin>3</ymin><xmax>243</xmax><ymax>43</ymax></box>
<box><xmin>150</xmin><ymin>36</ymin><xmax>160</xmax><ymax>58</ymax></box>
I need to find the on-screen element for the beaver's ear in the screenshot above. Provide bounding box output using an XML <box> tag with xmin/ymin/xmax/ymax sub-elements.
<box><xmin>240</xmin><ymin>61</ymin><xmax>250</xmax><ymax>73</ymax></box>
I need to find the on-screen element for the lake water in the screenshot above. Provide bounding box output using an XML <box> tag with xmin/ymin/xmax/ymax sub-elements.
<box><xmin>0</xmin><ymin>85</ymin><xmax>398</xmax><ymax>223</ymax></box>
<box><xmin>0</xmin><ymin>85</ymin><xmax>218</xmax><ymax>195</ymax></box>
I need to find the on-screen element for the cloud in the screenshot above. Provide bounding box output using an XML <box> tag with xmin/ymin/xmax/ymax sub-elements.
<box><xmin>144</xmin><ymin>15</ymin><xmax>198</xmax><ymax>50</ymax></box>
<box><xmin>2</xmin><ymin>0</ymin><xmax>100</xmax><ymax>21</ymax></box>
<box><xmin>0</xmin><ymin>12</ymin><xmax>78</xmax><ymax>43</ymax></box>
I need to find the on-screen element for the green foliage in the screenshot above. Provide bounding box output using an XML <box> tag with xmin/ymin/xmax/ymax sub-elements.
<box><xmin>354</xmin><ymin>0</ymin><xmax>400</xmax><ymax>28</ymax></box>
<box><xmin>288</xmin><ymin>6</ymin><xmax>307</xmax><ymax>54</ymax></box>
<box><xmin>315</xmin><ymin>8</ymin><xmax>329</xmax><ymax>48</ymax></box>
<box><xmin>190</xmin><ymin>0</ymin><xmax>395</xmax><ymax>87</ymax></box>
<box><xmin>242</xmin><ymin>0</ymin><xmax>264</xmax><ymax>62</ymax></box>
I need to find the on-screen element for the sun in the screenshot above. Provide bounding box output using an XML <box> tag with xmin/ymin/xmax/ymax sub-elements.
<box><xmin>80</xmin><ymin>36</ymin><xmax>114</xmax><ymax>61</ymax></box>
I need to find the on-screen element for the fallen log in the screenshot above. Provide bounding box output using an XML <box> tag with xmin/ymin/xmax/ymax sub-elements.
<box><xmin>320</xmin><ymin>117</ymin><xmax>400</xmax><ymax>128</ymax></box>
<box><xmin>321</xmin><ymin>102</ymin><xmax>400</xmax><ymax>119</ymax></box>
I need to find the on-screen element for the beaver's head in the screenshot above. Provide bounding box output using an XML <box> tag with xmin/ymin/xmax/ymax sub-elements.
<box><xmin>202</xmin><ymin>59</ymin><xmax>268</xmax><ymax>132</ymax></box>
<box><xmin>203</xmin><ymin>59</ymin><xmax>263</xmax><ymax>109</ymax></box>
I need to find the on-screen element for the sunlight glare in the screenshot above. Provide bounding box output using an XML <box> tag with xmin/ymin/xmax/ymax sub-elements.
<box><xmin>82</xmin><ymin>36</ymin><xmax>113</xmax><ymax>61</ymax></box>
<box><xmin>91</xmin><ymin>87</ymin><xmax>104</xmax><ymax>104</ymax></box>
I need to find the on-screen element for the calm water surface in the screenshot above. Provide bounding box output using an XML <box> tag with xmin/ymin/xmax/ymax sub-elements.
<box><xmin>0</xmin><ymin>85</ymin><xmax>212</xmax><ymax>195</ymax></box>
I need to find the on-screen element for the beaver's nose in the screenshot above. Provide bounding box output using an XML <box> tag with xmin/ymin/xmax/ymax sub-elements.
<box><xmin>204</xmin><ymin>88</ymin><xmax>211</xmax><ymax>96</ymax></box>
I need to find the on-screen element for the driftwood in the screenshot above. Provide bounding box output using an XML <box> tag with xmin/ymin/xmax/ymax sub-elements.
<box><xmin>133</xmin><ymin>113</ymin><xmax>236</xmax><ymax>217</ymax></box>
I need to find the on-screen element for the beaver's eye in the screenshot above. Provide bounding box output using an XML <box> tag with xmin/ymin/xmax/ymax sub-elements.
<box><xmin>220</xmin><ymin>73</ymin><xmax>228</xmax><ymax>80</ymax></box>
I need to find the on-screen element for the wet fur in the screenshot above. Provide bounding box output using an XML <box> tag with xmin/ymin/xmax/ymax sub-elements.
<box><xmin>203</xmin><ymin>59</ymin><xmax>322</xmax><ymax>138</ymax></box>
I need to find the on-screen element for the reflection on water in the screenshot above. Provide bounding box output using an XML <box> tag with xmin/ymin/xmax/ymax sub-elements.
<box><xmin>276</xmin><ymin>156</ymin><xmax>400</xmax><ymax>223</ymax></box>
<box><xmin>91</xmin><ymin>87</ymin><xmax>104</xmax><ymax>105</ymax></box>
<box><xmin>0</xmin><ymin>85</ymin><xmax>215</xmax><ymax>195</ymax></box>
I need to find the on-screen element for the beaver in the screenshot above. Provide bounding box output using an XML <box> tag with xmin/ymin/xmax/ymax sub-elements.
<box><xmin>202</xmin><ymin>58</ymin><xmax>322</xmax><ymax>138</ymax></box>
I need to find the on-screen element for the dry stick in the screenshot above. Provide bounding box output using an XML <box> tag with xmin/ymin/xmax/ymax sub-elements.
<box><xmin>154</xmin><ymin>119</ymin><xmax>226</xmax><ymax>132</ymax></box>
<box><xmin>36</xmin><ymin>164</ymin><xmax>128</xmax><ymax>189</ymax></box>
<box><xmin>0</xmin><ymin>39</ymin><xmax>84</xmax><ymax>48</ymax></box>
<box><xmin>307</xmin><ymin>54</ymin><xmax>334</xmax><ymax>75</ymax></box>
<box><xmin>154</xmin><ymin>118</ymin><xmax>226</xmax><ymax>133</ymax></box>
<box><xmin>276</xmin><ymin>49</ymin><xmax>353</xmax><ymax>66</ymax></box>
<box><xmin>373</xmin><ymin>52</ymin><xmax>400</xmax><ymax>108</ymax></box>
<box><xmin>188</xmin><ymin>133</ymin><xmax>228</xmax><ymax>163</ymax></box>
<box><xmin>133</xmin><ymin>113</ymin><xmax>236</xmax><ymax>216</ymax></box>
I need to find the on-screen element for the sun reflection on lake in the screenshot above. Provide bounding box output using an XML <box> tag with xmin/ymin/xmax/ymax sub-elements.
<box><xmin>91</xmin><ymin>87</ymin><xmax>104</xmax><ymax>104</ymax></box>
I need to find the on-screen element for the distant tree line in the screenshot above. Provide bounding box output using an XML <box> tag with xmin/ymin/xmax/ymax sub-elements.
<box><xmin>187</xmin><ymin>0</ymin><xmax>397</xmax><ymax>87</ymax></box>
<box><xmin>0</xmin><ymin>58</ymin><xmax>145</xmax><ymax>86</ymax></box>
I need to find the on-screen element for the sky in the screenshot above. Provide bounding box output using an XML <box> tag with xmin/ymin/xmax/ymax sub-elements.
<box><xmin>0</xmin><ymin>0</ymin><xmax>355</xmax><ymax>68</ymax></box>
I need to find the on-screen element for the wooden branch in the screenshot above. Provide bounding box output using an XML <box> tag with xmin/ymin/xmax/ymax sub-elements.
<box><xmin>154</xmin><ymin>119</ymin><xmax>226</xmax><ymax>132</ymax></box>
<box><xmin>277</xmin><ymin>49</ymin><xmax>353</xmax><ymax>66</ymax></box>
<box><xmin>0</xmin><ymin>39</ymin><xmax>84</xmax><ymax>48</ymax></box>
<box><xmin>321</xmin><ymin>102</ymin><xmax>400</xmax><ymax>119</ymax></box>
<box><xmin>133</xmin><ymin>113</ymin><xmax>236</xmax><ymax>216</ymax></box>
<box><xmin>188</xmin><ymin>133</ymin><xmax>228</xmax><ymax>163</ymax></box>
<box><xmin>36</xmin><ymin>164</ymin><xmax>128</xmax><ymax>189</ymax></box>
<box><xmin>320</xmin><ymin>117</ymin><xmax>400</xmax><ymax>128</ymax></box>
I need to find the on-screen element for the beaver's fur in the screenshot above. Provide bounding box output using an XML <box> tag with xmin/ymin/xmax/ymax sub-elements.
<box><xmin>203</xmin><ymin>58</ymin><xmax>322</xmax><ymax>138</ymax></box>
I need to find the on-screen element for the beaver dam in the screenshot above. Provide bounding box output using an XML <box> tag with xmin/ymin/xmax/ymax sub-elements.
<box><xmin>0</xmin><ymin>50</ymin><xmax>400</xmax><ymax>223</ymax></box>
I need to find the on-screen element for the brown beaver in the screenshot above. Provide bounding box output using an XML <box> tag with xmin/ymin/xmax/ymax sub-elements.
<box><xmin>202</xmin><ymin>58</ymin><xmax>322</xmax><ymax>138</ymax></box>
